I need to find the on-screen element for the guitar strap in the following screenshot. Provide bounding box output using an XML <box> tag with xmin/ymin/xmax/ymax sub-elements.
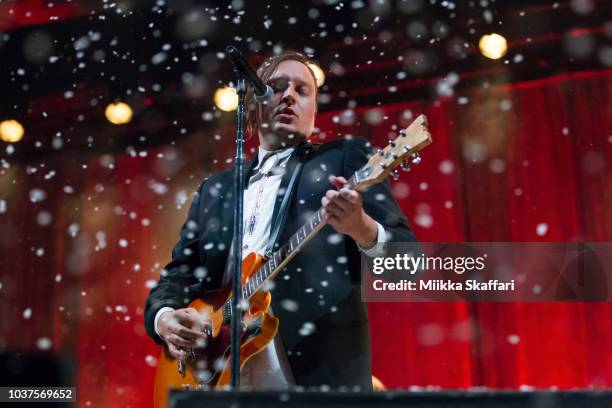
<box><xmin>264</xmin><ymin>144</ymin><xmax>312</xmax><ymax>258</ymax></box>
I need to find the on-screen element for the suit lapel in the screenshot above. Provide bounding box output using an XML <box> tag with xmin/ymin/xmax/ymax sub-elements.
<box><xmin>217</xmin><ymin>154</ymin><xmax>258</xmax><ymax>233</ymax></box>
<box><xmin>243</xmin><ymin>154</ymin><xmax>259</xmax><ymax>188</ymax></box>
<box><xmin>268</xmin><ymin>142</ymin><xmax>311</xmax><ymax>252</ymax></box>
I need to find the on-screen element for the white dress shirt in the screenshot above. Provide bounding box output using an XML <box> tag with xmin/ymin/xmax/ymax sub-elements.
<box><xmin>154</xmin><ymin>145</ymin><xmax>386</xmax><ymax>389</ymax></box>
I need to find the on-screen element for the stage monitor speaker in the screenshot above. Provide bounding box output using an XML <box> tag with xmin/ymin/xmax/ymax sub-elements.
<box><xmin>169</xmin><ymin>389</ymin><xmax>612</xmax><ymax>408</ymax></box>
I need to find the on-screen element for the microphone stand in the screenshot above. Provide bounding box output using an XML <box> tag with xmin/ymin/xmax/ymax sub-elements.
<box><xmin>230</xmin><ymin>74</ymin><xmax>246</xmax><ymax>388</ymax></box>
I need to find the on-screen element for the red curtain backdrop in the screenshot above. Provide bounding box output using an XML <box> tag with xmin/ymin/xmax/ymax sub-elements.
<box><xmin>0</xmin><ymin>69</ymin><xmax>611</xmax><ymax>406</ymax></box>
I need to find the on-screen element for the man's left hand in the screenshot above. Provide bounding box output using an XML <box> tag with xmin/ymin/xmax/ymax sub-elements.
<box><xmin>322</xmin><ymin>175</ymin><xmax>379</xmax><ymax>247</ymax></box>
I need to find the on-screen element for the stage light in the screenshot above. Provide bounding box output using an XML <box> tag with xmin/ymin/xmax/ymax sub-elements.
<box><xmin>479</xmin><ymin>33</ymin><xmax>508</xmax><ymax>60</ymax></box>
<box><xmin>0</xmin><ymin>120</ymin><xmax>25</xmax><ymax>143</ymax></box>
<box><xmin>308</xmin><ymin>63</ymin><xmax>325</xmax><ymax>87</ymax></box>
<box><xmin>105</xmin><ymin>102</ymin><xmax>133</xmax><ymax>125</ymax></box>
<box><xmin>214</xmin><ymin>86</ymin><xmax>239</xmax><ymax>112</ymax></box>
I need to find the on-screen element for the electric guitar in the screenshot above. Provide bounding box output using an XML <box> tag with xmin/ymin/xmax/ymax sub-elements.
<box><xmin>153</xmin><ymin>114</ymin><xmax>432</xmax><ymax>407</ymax></box>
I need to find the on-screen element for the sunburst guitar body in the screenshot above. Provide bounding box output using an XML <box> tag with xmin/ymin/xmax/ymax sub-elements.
<box><xmin>154</xmin><ymin>252</ymin><xmax>278</xmax><ymax>408</ymax></box>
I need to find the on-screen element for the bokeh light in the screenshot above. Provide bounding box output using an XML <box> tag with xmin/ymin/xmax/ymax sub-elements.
<box><xmin>479</xmin><ymin>33</ymin><xmax>508</xmax><ymax>60</ymax></box>
<box><xmin>214</xmin><ymin>86</ymin><xmax>239</xmax><ymax>112</ymax></box>
<box><xmin>105</xmin><ymin>102</ymin><xmax>134</xmax><ymax>125</ymax></box>
<box><xmin>307</xmin><ymin>63</ymin><xmax>325</xmax><ymax>87</ymax></box>
<box><xmin>0</xmin><ymin>120</ymin><xmax>25</xmax><ymax>143</ymax></box>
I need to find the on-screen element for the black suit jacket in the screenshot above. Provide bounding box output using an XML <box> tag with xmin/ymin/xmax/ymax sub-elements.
<box><xmin>144</xmin><ymin>137</ymin><xmax>417</xmax><ymax>390</ymax></box>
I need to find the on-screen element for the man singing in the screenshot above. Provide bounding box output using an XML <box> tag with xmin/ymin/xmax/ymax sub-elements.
<box><xmin>144</xmin><ymin>51</ymin><xmax>417</xmax><ymax>390</ymax></box>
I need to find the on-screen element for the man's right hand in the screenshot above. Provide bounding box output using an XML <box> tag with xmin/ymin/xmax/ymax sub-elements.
<box><xmin>157</xmin><ymin>308</ymin><xmax>210</xmax><ymax>359</ymax></box>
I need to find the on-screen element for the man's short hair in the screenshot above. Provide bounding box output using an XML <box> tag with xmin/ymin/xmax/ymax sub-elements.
<box><xmin>245</xmin><ymin>51</ymin><xmax>318</xmax><ymax>136</ymax></box>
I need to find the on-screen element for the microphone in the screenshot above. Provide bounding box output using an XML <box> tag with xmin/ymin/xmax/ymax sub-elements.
<box><xmin>225</xmin><ymin>46</ymin><xmax>273</xmax><ymax>103</ymax></box>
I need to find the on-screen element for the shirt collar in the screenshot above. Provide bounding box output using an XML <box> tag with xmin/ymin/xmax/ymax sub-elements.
<box><xmin>255</xmin><ymin>145</ymin><xmax>294</xmax><ymax>169</ymax></box>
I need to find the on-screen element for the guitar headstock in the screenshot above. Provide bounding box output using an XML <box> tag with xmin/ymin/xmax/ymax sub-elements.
<box><xmin>352</xmin><ymin>114</ymin><xmax>432</xmax><ymax>191</ymax></box>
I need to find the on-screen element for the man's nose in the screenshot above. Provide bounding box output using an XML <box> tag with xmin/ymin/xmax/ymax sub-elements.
<box><xmin>280</xmin><ymin>84</ymin><xmax>296</xmax><ymax>104</ymax></box>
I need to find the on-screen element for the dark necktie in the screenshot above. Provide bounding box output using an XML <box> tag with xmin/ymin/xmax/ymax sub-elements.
<box><xmin>249</xmin><ymin>152</ymin><xmax>279</xmax><ymax>184</ymax></box>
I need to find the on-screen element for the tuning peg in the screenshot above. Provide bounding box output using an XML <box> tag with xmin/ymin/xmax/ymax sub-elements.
<box><xmin>377</xmin><ymin>148</ymin><xmax>384</xmax><ymax>156</ymax></box>
<box><xmin>411</xmin><ymin>153</ymin><xmax>421</xmax><ymax>165</ymax></box>
<box><xmin>401</xmin><ymin>161</ymin><xmax>411</xmax><ymax>172</ymax></box>
<box><xmin>399</xmin><ymin>130</ymin><xmax>406</xmax><ymax>137</ymax></box>
<box><xmin>390</xmin><ymin>169</ymin><xmax>400</xmax><ymax>181</ymax></box>
<box><xmin>388</xmin><ymin>139</ymin><xmax>396</xmax><ymax>147</ymax></box>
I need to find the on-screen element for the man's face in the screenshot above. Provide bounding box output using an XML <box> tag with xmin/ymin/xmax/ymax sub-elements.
<box><xmin>258</xmin><ymin>60</ymin><xmax>317</xmax><ymax>148</ymax></box>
